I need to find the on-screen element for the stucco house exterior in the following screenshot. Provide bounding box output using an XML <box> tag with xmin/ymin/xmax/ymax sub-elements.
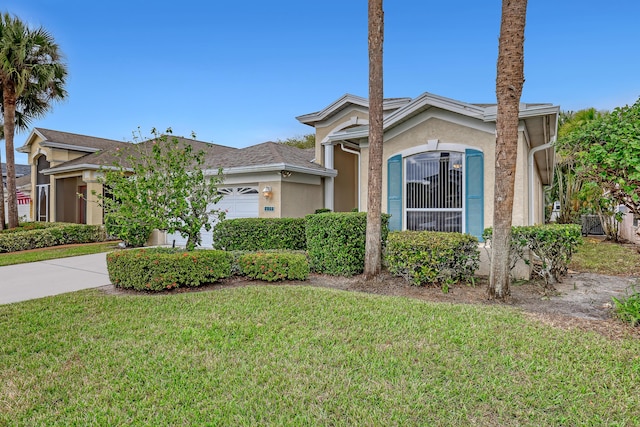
<box><xmin>17</xmin><ymin>91</ymin><xmax>558</xmax><ymax>248</ymax></box>
<box><xmin>297</xmin><ymin>92</ymin><xmax>559</xmax><ymax>240</ymax></box>
<box><xmin>17</xmin><ymin>128</ymin><xmax>334</xmax><ymax>246</ymax></box>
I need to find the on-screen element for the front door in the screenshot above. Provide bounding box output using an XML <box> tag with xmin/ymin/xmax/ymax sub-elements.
<box><xmin>78</xmin><ymin>185</ymin><xmax>87</xmax><ymax>224</ymax></box>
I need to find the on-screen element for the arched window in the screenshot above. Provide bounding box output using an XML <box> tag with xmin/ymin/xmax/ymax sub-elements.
<box><xmin>405</xmin><ymin>151</ymin><xmax>463</xmax><ymax>232</ymax></box>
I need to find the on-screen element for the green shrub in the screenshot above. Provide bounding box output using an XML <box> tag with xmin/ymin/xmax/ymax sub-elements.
<box><xmin>385</xmin><ymin>231</ymin><xmax>479</xmax><ymax>289</ymax></box>
<box><xmin>105</xmin><ymin>213</ymin><xmax>152</xmax><ymax>247</ymax></box>
<box><xmin>0</xmin><ymin>223</ymin><xmax>106</xmax><ymax>253</ymax></box>
<box><xmin>305</xmin><ymin>212</ymin><xmax>390</xmax><ymax>276</ymax></box>
<box><xmin>0</xmin><ymin>222</ymin><xmax>59</xmax><ymax>234</ymax></box>
<box><xmin>212</xmin><ymin>218</ymin><xmax>306</xmax><ymax>251</ymax></box>
<box><xmin>612</xmin><ymin>283</ymin><xmax>640</xmax><ymax>326</ymax></box>
<box><xmin>238</xmin><ymin>251</ymin><xmax>309</xmax><ymax>282</ymax></box>
<box><xmin>106</xmin><ymin>248</ymin><xmax>232</xmax><ymax>291</ymax></box>
<box><xmin>483</xmin><ymin>224</ymin><xmax>582</xmax><ymax>286</ymax></box>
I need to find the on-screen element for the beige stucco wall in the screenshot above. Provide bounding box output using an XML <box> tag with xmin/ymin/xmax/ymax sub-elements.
<box><xmin>258</xmin><ymin>180</ymin><xmax>281</xmax><ymax>218</ymax></box>
<box><xmin>333</xmin><ymin>146</ymin><xmax>358</xmax><ymax>212</ymax></box>
<box><xmin>281</xmin><ymin>181</ymin><xmax>323</xmax><ymax>217</ymax></box>
<box><xmin>314</xmin><ymin>109</ymin><xmax>370</xmax><ymax>166</ymax></box>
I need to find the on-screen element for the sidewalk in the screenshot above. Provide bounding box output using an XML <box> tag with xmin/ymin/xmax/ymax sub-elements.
<box><xmin>0</xmin><ymin>253</ymin><xmax>111</xmax><ymax>305</ymax></box>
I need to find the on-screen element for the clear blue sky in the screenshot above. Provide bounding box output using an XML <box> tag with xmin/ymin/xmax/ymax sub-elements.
<box><xmin>3</xmin><ymin>1</ymin><xmax>640</xmax><ymax>165</ymax></box>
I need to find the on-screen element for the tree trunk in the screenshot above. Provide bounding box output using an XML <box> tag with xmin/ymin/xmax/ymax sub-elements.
<box><xmin>489</xmin><ymin>0</ymin><xmax>527</xmax><ymax>299</ymax></box>
<box><xmin>364</xmin><ymin>0</ymin><xmax>384</xmax><ymax>278</ymax></box>
<box><xmin>0</xmin><ymin>147</ymin><xmax>5</xmax><ymax>230</ymax></box>
<box><xmin>2</xmin><ymin>82</ymin><xmax>19</xmax><ymax>228</ymax></box>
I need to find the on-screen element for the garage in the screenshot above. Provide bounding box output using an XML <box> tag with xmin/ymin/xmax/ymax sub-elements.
<box><xmin>166</xmin><ymin>186</ymin><xmax>259</xmax><ymax>248</ymax></box>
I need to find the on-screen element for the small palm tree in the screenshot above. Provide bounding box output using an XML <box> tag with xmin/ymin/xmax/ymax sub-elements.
<box><xmin>0</xmin><ymin>13</ymin><xmax>67</xmax><ymax>228</ymax></box>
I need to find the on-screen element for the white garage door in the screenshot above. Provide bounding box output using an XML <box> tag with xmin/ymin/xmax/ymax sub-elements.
<box><xmin>166</xmin><ymin>187</ymin><xmax>259</xmax><ymax>248</ymax></box>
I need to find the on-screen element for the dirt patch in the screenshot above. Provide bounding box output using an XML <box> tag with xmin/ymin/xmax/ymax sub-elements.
<box><xmin>98</xmin><ymin>270</ymin><xmax>640</xmax><ymax>340</ymax></box>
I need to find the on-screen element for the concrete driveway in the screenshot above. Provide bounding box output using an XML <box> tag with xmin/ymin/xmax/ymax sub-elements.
<box><xmin>0</xmin><ymin>253</ymin><xmax>111</xmax><ymax>305</ymax></box>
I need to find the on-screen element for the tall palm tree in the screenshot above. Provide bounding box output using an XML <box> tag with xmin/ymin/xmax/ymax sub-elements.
<box><xmin>364</xmin><ymin>0</ymin><xmax>384</xmax><ymax>277</ymax></box>
<box><xmin>489</xmin><ymin>0</ymin><xmax>528</xmax><ymax>299</ymax></box>
<box><xmin>0</xmin><ymin>13</ymin><xmax>67</xmax><ymax>228</ymax></box>
<box><xmin>0</xmin><ymin>86</ymin><xmax>50</xmax><ymax>229</ymax></box>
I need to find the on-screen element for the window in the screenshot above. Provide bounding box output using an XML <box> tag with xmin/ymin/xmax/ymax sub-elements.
<box><xmin>405</xmin><ymin>152</ymin><xmax>463</xmax><ymax>232</ymax></box>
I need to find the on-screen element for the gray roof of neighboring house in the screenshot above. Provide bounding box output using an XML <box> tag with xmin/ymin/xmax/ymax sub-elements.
<box><xmin>43</xmin><ymin>133</ymin><xmax>335</xmax><ymax>177</ymax></box>
<box><xmin>1</xmin><ymin>163</ymin><xmax>30</xmax><ymax>178</ymax></box>
<box><xmin>15</xmin><ymin>174</ymin><xmax>31</xmax><ymax>188</ymax></box>
<box><xmin>27</xmin><ymin>128</ymin><xmax>129</xmax><ymax>153</ymax></box>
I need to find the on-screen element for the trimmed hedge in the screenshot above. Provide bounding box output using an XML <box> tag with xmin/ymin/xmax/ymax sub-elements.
<box><xmin>0</xmin><ymin>223</ymin><xmax>107</xmax><ymax>253</ymax></box>
<box><xmin>385</xmin><ymin>231</ymin><xmax>479</xmax><ymax>288</ymax></box>
<box><xmin>238</xmin><ymin>251</ymin><xmax>309</xmax><ymax>282</ymax></box>
<box><xmin>107</xmin><ymin>248</ymin><xmax>232</xmax><ymax>291</ymax></box>
<box><xmin>305</xmin><ymin>212</ymin><xmax>390</xmax><ymax>276</ymax></box>
<box><xmin>212</xmin><ymin>218</ymin><xmax>306</xmax><ymax>251</ymax></box>
<box><xmin>483</xmin><ymin>224</ymin><xmax>582</xmax><ymax>286</ymax></box>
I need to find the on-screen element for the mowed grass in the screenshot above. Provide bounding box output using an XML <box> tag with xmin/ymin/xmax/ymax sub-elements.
<box><xmin>570</xmin><ymin>237</ymin><xmax>640</xmax><ymax>276</ymax></box>
<box><xmin>0</xmin><ymin>242</ymin><xmax>119</xmax><ymax>267</ymax></box>
<box><xmin>1</xmin><ymin>286</ymin><xmax>639</xmax><ymax>426</ymax></box>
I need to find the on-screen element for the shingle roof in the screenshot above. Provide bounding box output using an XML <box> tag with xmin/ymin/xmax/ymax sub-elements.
<box><xmin>34</xmin><ymin>128</ymin><xmax>129</xmax><ymax>151</ymax></box>
<box><xmin>206</xmin><ymin>142</ymin><xmax>321</xmax><ymax>171</ymax></box>
<box><xmin>1</xmin><ymin>163</ymin><xmax>30</xmax><ymax>178</ymax></box>
<box><xmin>15</xmin><ymin>174</ymin><xmax>31</xmax><ymax>188</ymax></box>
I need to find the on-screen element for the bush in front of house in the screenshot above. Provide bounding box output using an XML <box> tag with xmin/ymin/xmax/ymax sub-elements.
<box><xmin>106</xmin><ymin>248</ymin><xmax>232</xmax><ymax>291</ymax></box>
<box><xmin>0</xmin><ymin>223</ymin><xmax>107</xmax><ymax>253</ymax></box>
<box><xmin>211</xmin><ymin>217</ymin><xmax>306</xmax><ymax>251</ymax></box>
<box><xmin>483</xmin><ymin>224</ymin><xmax>582</xmax><ymax>286</ymax></box>
<box><xmin>104</xmin><ymin>213</ymin><xmax>152</xmax><ymax>247</ymax></box>
<box><xmin>238</xmin><ymin>251</ymin><xmax>309</xmax><ymax>282</ymax></box>
<box><xmin>385</xmin><ymin>231</ymin><xmax>479</xmax><ymax>289</ymax></box>
<box><xmin>305</xmin><ymin>212</ymin><xmax>390</xmax><ymax>276</ymax></box>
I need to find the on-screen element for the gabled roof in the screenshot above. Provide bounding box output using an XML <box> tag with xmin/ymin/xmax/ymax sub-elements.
<box><xmin>42</xmin><ymin>132</ymin><xmax>336</xmax><ymax>178</ymax></box>
<box><xmin>17</xmin><ymin>128</ymin><xmax>129</xmax><ymax>154</ymax></box>
<box><xmin>44</xmin><ymin>136</ymin><xmax>238</xmax><ymax>174</ymax></box>
<box><xmin>296</xmin><ymin>94</ymin><xmax>411</xmax><ymax>125</ymax></box>
<box><xmin>207</xmin><ymin>142</ymin><xmax>335</xmax><ymax>177</ymax></box>
<box><xmin>1</xmin><ymin>163</ymin><xmax>30</xmax><ymax>178</ymax></box>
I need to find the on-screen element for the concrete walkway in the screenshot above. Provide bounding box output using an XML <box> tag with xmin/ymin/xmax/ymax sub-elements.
<box><xmin>0</xmin><ymin>253</ymin><xmax>111</xmax><ymax>305</ymax></box>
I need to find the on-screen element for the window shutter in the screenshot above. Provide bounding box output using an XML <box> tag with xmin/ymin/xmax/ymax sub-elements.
<box><xmin>465</xmin><ymin>149</ymin><xmax>484</xmax><ymax>241</ymax></box>
<box><xmin>387</xmin><ymin>154</ymin><xmax>402</xmax><ymax>231</ymax></box>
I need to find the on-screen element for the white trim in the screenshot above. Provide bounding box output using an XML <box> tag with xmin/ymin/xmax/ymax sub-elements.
<box><xmin>43</xmin><ymin>164</ymin><xmax>121</xmax><ymax>175</ymax></box>
<box><xmin>207</xmin><ymin>163</ymin><xmax>337</xmax><ymax>178</ymax></box>
<box><xmin>39</xmin><ymin>142</ymin><xmax>102</xmax><ymax>153</ymax></box>
<box><xmin>296</xmin><ymin>94</ymin><xmax>411</xmax><ymax>125</ymax></box>
<box><xmin>392</xmin><ymin>141</ymin><xmax>482</xmax><ymax>160</ymax></box>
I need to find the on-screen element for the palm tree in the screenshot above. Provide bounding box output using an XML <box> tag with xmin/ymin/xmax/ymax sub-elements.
<box><xmin>489</xmin><ymin>0</ymin><xmax>528</xmax><ymax>300</ymax></box>
<box><xmin>0</xmin><ymin>13</ymin><xmax>67</xmax><ymax>228</ymax></box>
<box><xmin>0</xmin><ymin>86</ymin><xmax>50</xmax><ymax>229</ymax></box>
<box><xmin>364</xmin><ymin>0</ymin><xmax>384</xmax><ymax>278</ymax></box>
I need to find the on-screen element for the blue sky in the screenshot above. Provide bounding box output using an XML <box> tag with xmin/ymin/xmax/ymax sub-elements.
<box><xmin>3</xmin><ymin>1</ymin><xmax>640</xmax><ymax>165</ymax></box>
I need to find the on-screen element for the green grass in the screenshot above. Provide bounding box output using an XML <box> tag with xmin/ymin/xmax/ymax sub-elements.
<box><xmin>570</xmin><ymin>237</ymin><xmax>640</xmax><ymax>276</ymax></box>
<box><xmin>1</xmin><ymin>286</ymin><xmax>639</xmax><ymax>426</ymax></box>
<box><xmin>0</xmin><ymin>242</ymin><xmax>119</xmax><ymax>266</ymax></box>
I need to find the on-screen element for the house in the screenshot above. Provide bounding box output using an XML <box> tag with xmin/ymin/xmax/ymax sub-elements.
<box><xmin>297</xmin><ymin>92</ymin><xmax>559</xmax><ymax>240</ymax></box>
<box><xmin>2</xmin><ymin>162</ymin><xmax>32</xmax><ymax>222</ymax></box>
<box><xmin>17</xmin><ymin>128</ymin><xmax>334</xmax><ymax>246</ymax></box>
<box><xmin>17</xmin><ymin>90</ymin><xmax>558</xmax><ymax>249</ymax></box>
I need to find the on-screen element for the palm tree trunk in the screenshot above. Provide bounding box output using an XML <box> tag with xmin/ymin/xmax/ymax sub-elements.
<box><xmin>0</xmin><ymin>147</ymin><xmax>5</xmax><ymax>230</ymax></box>
<box><xmin>2</xmin><ymin>82</ymin><xmax>19</xmax><ymax>228</ymax></box>
<box><xmin>364</xmin><ymin>0</ymin><xmax>384</xmax><ymax>278</ymax></box>
<box><xmin>489</xmin><ymin>0</ymin><xmax>527</xmax><ymax>299</ymax></box>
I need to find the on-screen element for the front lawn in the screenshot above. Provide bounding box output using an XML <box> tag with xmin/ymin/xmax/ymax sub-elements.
<box><xmin>570</xmin><ymin>237</ymin><xmax>640</xmax><ymax>276</ymax></box>
<box><xmin>1</xmin><ymin>287</ymin><xmax>638</xmax><ymax>425</ymax></box>
<box><xmin>0</xmin><ymin>242</ymin><xmax>119</xmax><ymax>267</ymax></box>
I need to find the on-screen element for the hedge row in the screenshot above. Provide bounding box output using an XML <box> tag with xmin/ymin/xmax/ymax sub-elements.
<box><xmin>238</xmin><ymin>251</ymin><xmax>309</xmax><ymax>281</ymax></box>
<box><xmin>0</xmin><ymin>223</ymin><xmax>107</xmax><ymax>253</ymax></box>
<box><xmin>212</xmin><ymin>218</ymin><xmax>306</xmax><ymax>251</ymax></box>
<box><xmin>306</xmin><ymin>212</ymin><xmax>390</xmax><ymax>276</ymax></box>
<box><xmin>483</xmin><ymin>224</ymin><xmax>582</xmax><ymax>286</ymax></box>
<box><xmin>107</xmin><ymin>248</ymin><xmax>232</xmax><ymax>291</ymax></box>
<box><xmin>385</xmin><ymin>231</ymin><xmax>479</xmax><ymax>288</ymax></box>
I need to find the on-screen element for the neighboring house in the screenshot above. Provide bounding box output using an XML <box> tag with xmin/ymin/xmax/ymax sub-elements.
<box><xmin>297</xmin><ymin>92</ymin><xmax>559</xmax><ymax>240</ymax></box>
<box><xmin>2</xmin><ymin>162</ymin><xmax>32</xmax><ymax>223</ymax></box>
<box><xmin>17</xmin><ymin>128</ymin><xmax>335</xmax><ymax>246</ymax></box>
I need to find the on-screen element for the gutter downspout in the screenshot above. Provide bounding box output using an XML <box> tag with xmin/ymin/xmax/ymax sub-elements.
<box><xmin>339</xmin><ymin>143</ymin><xmax>361</xmax><ymax>211</ymax></box>
<box><xmin>528</xmin><ymin>135</ymin><xmax>555</xmax><ymax>225</ymax></box>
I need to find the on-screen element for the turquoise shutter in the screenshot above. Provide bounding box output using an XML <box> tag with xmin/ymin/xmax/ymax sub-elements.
<box><xmin>465</xmin><ymin>149</ymin><xmax>484</xmax><ymax>241</ymax></box>
<box><xmin>387</xmin><ymin>154</ymin><xmax>403</xmax><ymax>231</ymax></box>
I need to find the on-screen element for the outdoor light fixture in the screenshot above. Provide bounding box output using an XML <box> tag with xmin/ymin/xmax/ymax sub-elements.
<box><xmin>262</xmin><ymin>186</ymin><xmax>273</xmax><ymax>199</ymax></box>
